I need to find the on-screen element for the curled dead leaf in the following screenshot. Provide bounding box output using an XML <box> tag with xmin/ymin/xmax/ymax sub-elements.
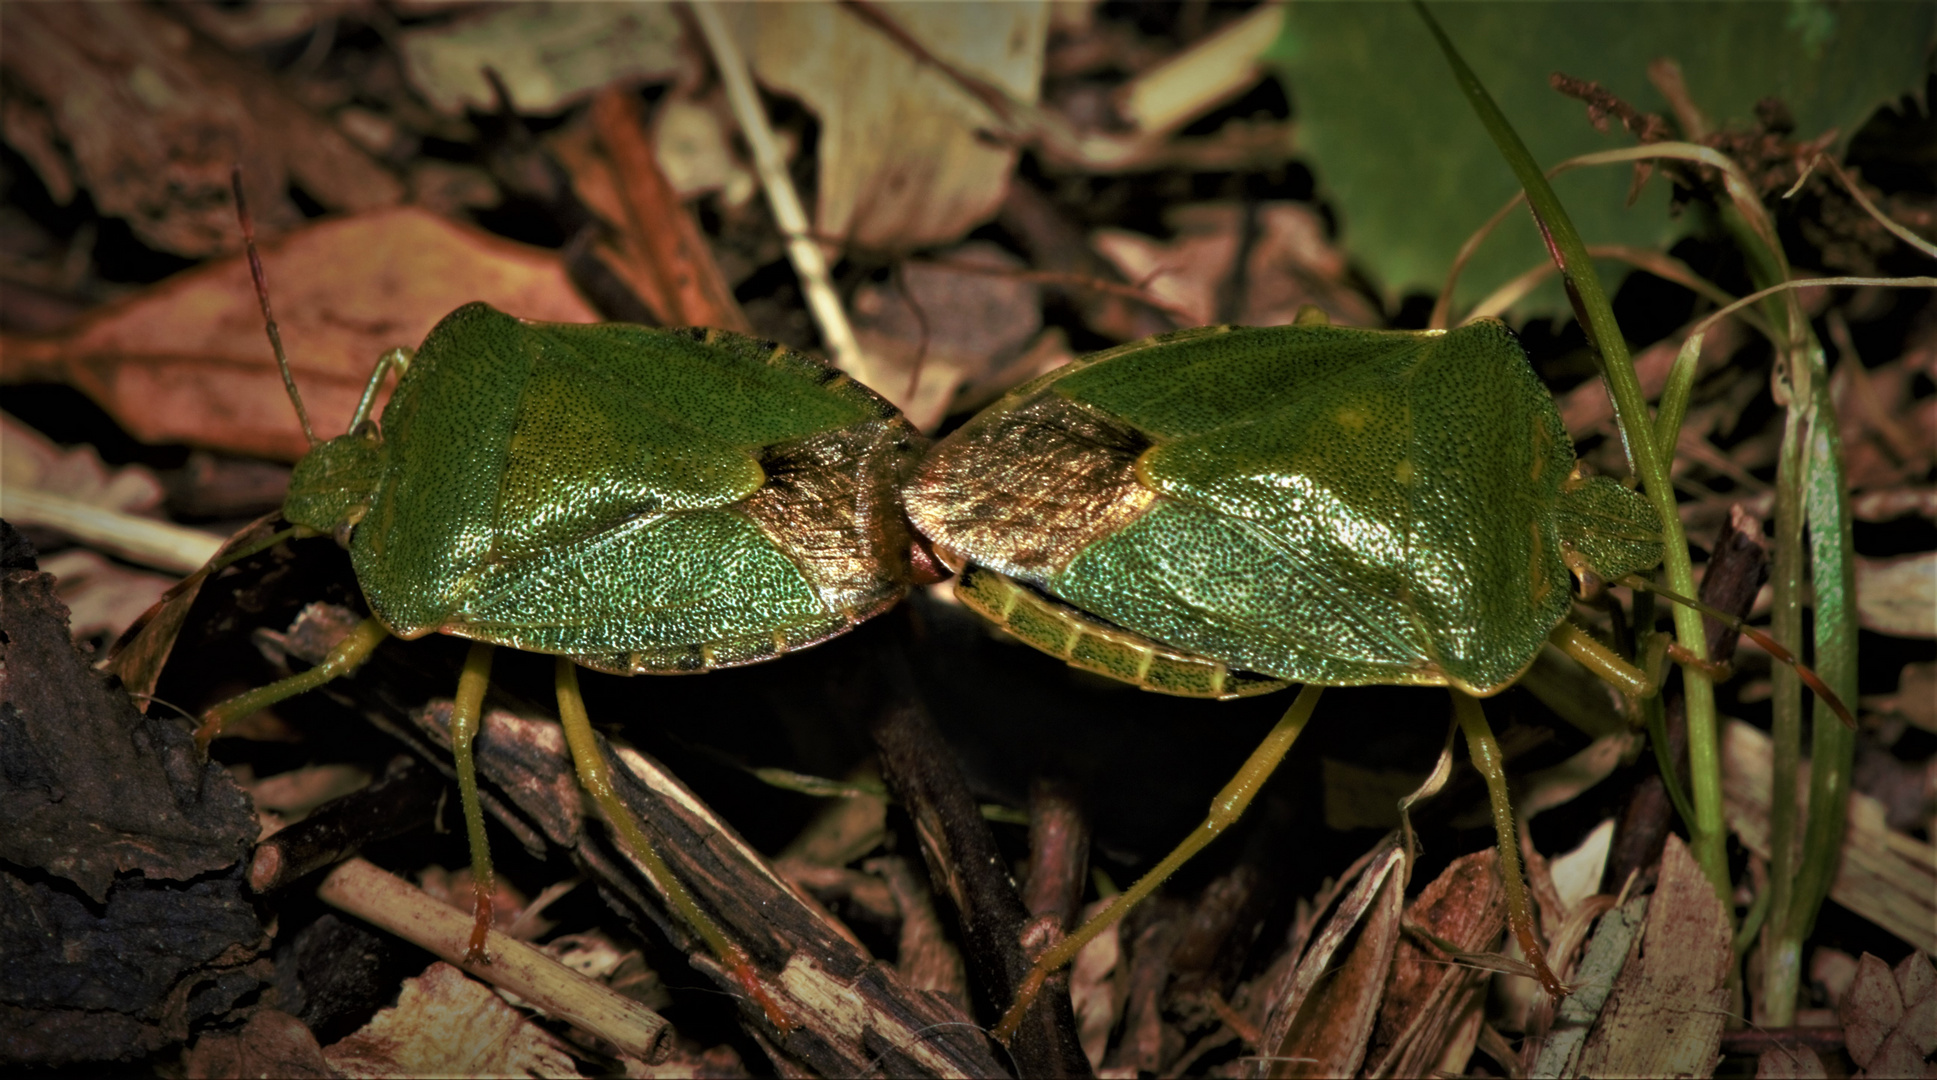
<box><xmin>1</xmin><ymin>208</ymin><xmax>598</xmax><ymax>461</ymax></box>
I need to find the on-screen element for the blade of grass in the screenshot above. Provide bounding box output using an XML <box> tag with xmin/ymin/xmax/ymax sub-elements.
<box><xmin>1713</xmin><ymin>192</ymin><xmax>1841</xmax><ymax>1025</ymax></box>
<box><xmin>1412</xmin><ymin>1</ymin><xmax>1726</xmax><ymax>901</ymax></box>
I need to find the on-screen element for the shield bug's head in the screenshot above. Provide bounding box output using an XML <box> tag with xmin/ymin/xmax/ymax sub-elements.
<box><xmin>284</xmin><ymin>427</ymin><xmax>386</xmax><ymax>544</ymax></box>
<box><xmin>1556</xmin><ymin>472</ymin><xmax>1664</xmax><ymax>585</ymax></box>
<box><xmin>231</xmin><ymin>167</ymin><xmax>398</xmax><ymax>549</ymax></box>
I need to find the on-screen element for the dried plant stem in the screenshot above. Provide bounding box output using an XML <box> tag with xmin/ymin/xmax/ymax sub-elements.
<box><xmin>0</xmin><ymin>488</ymin><xmax>222</xmax><ymax>575</ymax></box>
<box><xmin>317</xmin><ymin>857</ymin><xmax>673</xmax><ymax>1063</ymax></box>
<box><xmin>686</xmin><ymin>4</ymin><xmax>884</xmax><ymax>389</ymax></box>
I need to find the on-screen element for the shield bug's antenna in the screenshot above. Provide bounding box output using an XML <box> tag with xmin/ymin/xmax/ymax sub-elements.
<box><xmin>1618</xmin><ymin>574</ymin><xmax>1858</xmax><ymax>730</ymax></box>
<box><xmin>231</xmin><ymin>166</ymin><xmax>315</xmax><ymax>446</ymax></box>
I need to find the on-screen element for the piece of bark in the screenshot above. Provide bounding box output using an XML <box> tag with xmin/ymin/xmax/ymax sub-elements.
<box><xmin>1577</xmin><ymin>835</ymin><xmax>1733</xmax><ymax>1078</ymax></box>
<box><xmin>272</xmin><ymin>912</ymin><xmax>431</xmax><ymax>1047</ymax></box>
<box><xmin>871</xmin><ymin>645</ymin><xmax>1092</xmax><ymax>1077</ymax></box>
<box><xmin>249</xmin><ymin>755</ymin><xmax>445</xmax><ymax>894</ymax></box>
<box><xmin>1</xmin><ymin>568</ymin><xmax>255</xmax><ymax>901</ymax></box>
<box><xmin>0</xmin><ymin>564</ymin><xmax>265</xmax><ymax>1064</ymax></box>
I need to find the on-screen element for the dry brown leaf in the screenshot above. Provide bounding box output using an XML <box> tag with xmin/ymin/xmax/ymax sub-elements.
<box><xmin>1898</xmin><ymin>952</ymin><xmax>1937</xmax><ymax>1057</ymax></box>
<box><xmin>1833</xmin><ymin>347</ymin><xmax>1936</xmax><ymax>490</ymax></box>
<box><xmin>1724</xmin><ymin>720</ymin><xmax>1937</xmax><ymax>956</ymax></box>
<box><xmin>168</xmin><ymin>3</ymin><xmax>350</xmax><ymax>51</ymax></box>
<box><xmin>1844</xmin><ymin>953</ymin><xmax>1906</xmax><ymax>1069</ymax></box>
<box><xmin>1</xmin><ymin>414</ymin><xmax>164</xmax><ymax>516</ymax></box>
<box><xmin>1</xmin><ymin>4</ymin><xmax>400</xmax><ymax>257</ymax></box>
<box><xmin>1115</xmin><ymin>5</ymin><xmax>1284</xmax><ymax>140</ymax></box>
<box><xmin>1856</xmin><ymin>1030</ymin><xmax>1928</xmax><ymax>1080</ymax></box>
<box><xmin>1840</xmin><ymin>950</ymin><xmax>1937</xmax><ymax>1077</ymax></box>
<box><xmin>38</xmin><ymin>549</ymin><xmax>176</xmax><ymax>643</ymax></box>
<box><xmin>1247</xmin><ymin>838</ymin><xmax>1406</xmax><ymax>1079</ymax></box>
<box><xmin>1092</xmin><ymin>203</ymin><xmax>1375</xmax><ymax>331</ymax></box>
<box><xmin>1092</xmin><ymin>211</ymin><xmax>1241</xmax><ymax>328</ymax></box>
<box><xmin>849</xmin><ymin>242</ymin><xmax>1046</xmax><ymax>429</ymax></box>
<box><xmin>100</xmin><ymin>512</ymin><xmax>284</xmax><ymax>707</ymax></box>
<box><xmin>1549</xmin><ymin>818</ymin><xmax>1617</xmax><ymax>917</ymax></box>
<box><xmin>1271</xmin><ymin>856</ymin><xmax>1404</xmax><ymax>1078</ymax></box>
<box><xmin>1855</xmin><ymin>553</ymin><xmax>1937</xmax><ymax>638</ymax></box>
<box><xmin>728</xmin><ymin>1</ymin><xmax>1047</xmax><ymax>251</ymax></box>
<box><xmin>1577</xmin><ymin>835</ymin><xmax>1732</xmax><ymax>1079</ymax></box>
<box><xmin>1517</xmin><ymin>732</ymin><xmax>1639</xmax><ymax>821</ymax></box>
<box><xmin>1560</xmin><ymin>319</ymin><xmax>1743</xmax><ymax>441</ymax></box>
<box><xmin>323</xmin><ymin>961</ymin><xmax>583</xmax><ymax>1079</ymax></box>
<box><xmin>1240</xmin><ymin>204</ymin><xmax>1380</xmax><ymax>328</ymax></box>
<box><xmin>1363</xmin><ymin>849</ymin><xmax>1507</xmax><ymax>1078</ymax></box>
<box><xmin>183</xmin><ymin>1009</ymin><xmax>333</xmax><ymax>1079</ymax></box>
<box><xmin>1813</xmin><ymin>947</ymin><xmax>1862</xmax><ymax>1009</ymax></box>
<box><xmin>1068</xmin><ymin>897</ymin><xmax>1123</xmax><ymax>1072</ymax></box>
<box><xmin>589</xmin><ymin>86</ymin><xmax>752</xmax><ymax>333</ymax></box>
<box><xmin>396</xmin><ymin>2</ymin><xmax>685</xmax><ymax>115</ymax></box>
<box><xmin>1</xmin><ymin>415</ymin><xmax>226</xmax><ymax>576</ymax></box>
<box><xmin>1</xmin><ymin>208</ymin><xmax>598</xmax><ymax>461</ymax></box>
<box><xmin>654</xmin><ymin>94</ymin><xmax>757</xmax><ymax>205</ymax></box>
<box><xmin>865</xmin><ymin>855</ymin><xmax>970</xmax><ymax>1015</ymax></box>
<box><xmin>1865</xmin><ymin>661</ymin><xmax>1937</xmax><ymax>735</ymax></box>
<box><xmin>1850</xmin><ymin>487</ymin><xmax>1937</xmax><ymax>524</ymax></box>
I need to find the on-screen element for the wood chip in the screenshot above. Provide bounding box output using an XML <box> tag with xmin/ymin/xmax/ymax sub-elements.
<box><xmin>1576</xmin><ymin>835</ymin><xmax>1732</xmax><ymax>1078</ymax></box>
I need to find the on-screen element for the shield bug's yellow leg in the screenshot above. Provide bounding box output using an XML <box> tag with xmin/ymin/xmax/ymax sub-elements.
<box><xmin>1548</xmin><ymin>621</ymin><xmax>1653</xmax><ymax>700</ymax></box>
<box><xmin>1451</xmin><ymin>689</ymin><xmax>1565</xmax><ymax>999</ymax></box>
<box><xmin>993</xmin><ymin>683</ymin><xmax>1326</xmax><ymax>1044</ymax></box>
<box><xmin>195</xmin><ymin>618</ymin><xmax>390</xmax><ymax>750</ymax></box>
<box><xmin>552</xmin><ymin>658</ymin><xmax>794</xmax><ymax>1032</ymax></box>
<box><xmin>450</xmin><ymin>641</ymin><xmax>496</xmax><ymax>963</ymax></box>
<box><xmin>348</xmin><ymin>347</ymin><xmax>412</xmax><ymax>431</ymax></box>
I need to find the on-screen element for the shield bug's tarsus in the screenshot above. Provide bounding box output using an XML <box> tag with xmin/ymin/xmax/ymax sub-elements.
<box><xmin>905</xmin><ymin>311</ymin><xmax>1853</xmax><ymax>1041</ymax></box>
<box><xmin>200</xmin><ymin>172</ymin><xmax>921</xmax><ymax>1027</ymax></box>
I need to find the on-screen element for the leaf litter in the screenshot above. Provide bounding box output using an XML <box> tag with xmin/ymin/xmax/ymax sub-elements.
<box><xmin>0</xmin><ymin>3</ymin><xmax>1932</xmax><ymax>1076</ymax></box>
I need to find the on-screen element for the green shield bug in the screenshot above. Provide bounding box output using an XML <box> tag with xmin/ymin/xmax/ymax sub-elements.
<box><xmin>909</xmin><ymin>317</ymin><xmax>1663</xmax><ymax>701</ymax></box>
<box><xmin>906</xmin><ymin>314</ymin><xmax>1678</xmax><ymax>1038</ymax></box>
<box><xmin>199</xmin><ymin>176</ymin><xmax>921</xmax><ymax>1026</ymax></box>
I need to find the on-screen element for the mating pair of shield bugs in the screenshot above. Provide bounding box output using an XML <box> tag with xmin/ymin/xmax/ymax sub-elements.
<box><xmin>178</xmin><ymin>185</ymin><xmax>1846</xmax><ymax>1050</ymax></box>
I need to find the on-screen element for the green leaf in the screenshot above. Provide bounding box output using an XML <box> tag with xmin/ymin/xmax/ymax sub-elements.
<box><xmin>1264</xmin><ymin>2</ymin><xmax>1932</xmax><ymax>317</ymax></box>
